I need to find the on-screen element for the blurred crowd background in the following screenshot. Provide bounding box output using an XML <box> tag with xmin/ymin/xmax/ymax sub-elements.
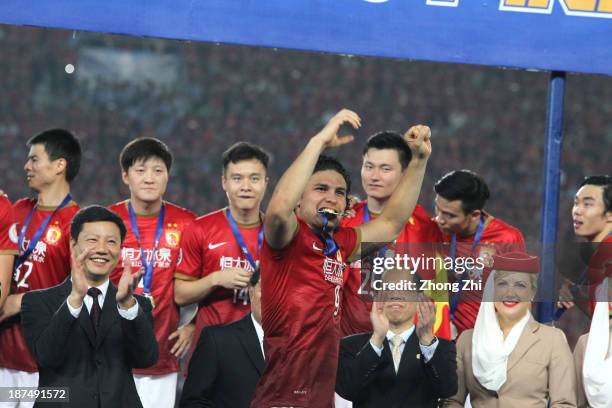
<box><xmin>0</xmin><ymin>24</ymin><xmax>609</xmax><ymax>340</ymax></box>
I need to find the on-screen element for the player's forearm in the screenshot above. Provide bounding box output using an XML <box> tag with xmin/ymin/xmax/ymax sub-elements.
<box><xmin>266</xmin><ymin>137</ymin><xmax>326</xmax><ymax>221</ymax></box>
<box><xmin>378</xmin><ymin>158</ymin><xmax>428</xmax><ymax>238</ymax></box>
<box><xmin>174</xmin><ymin>274</ymin><xmax>218</xmax><ymax>306</ymax></box>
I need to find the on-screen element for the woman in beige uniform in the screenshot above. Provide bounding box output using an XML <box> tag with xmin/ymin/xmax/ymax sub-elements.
<box><xmin>574</xmin><ymin>274</ymin><xmax>612</xmax><ymax>408</ymax></box>
<box><xmin>443</xmin><ymin>252</ymin><xmax>576</xmax><ymax>408</ymax></box>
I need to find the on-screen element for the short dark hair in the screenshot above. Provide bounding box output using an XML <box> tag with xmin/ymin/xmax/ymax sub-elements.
<box><xmin>222</xmin><ymin>142</ymin><xmax>270</xmax><ymax>174</ymax></box>
<box><xmin>362</xmin><ymin>131</ymin><xmax>412</xmax><ymax>169</ymax></box>
<box><xmin>313</xmin><ymin>155</ymin><xmax>352</xmax><ymax>208</ymax></box>
<box><xmin>434</xmin><ymin>169</ymin><xmax>490</xmax><ymax>214</ymax></box>
<box><xmin>120</xmin><ymin>137</ymin><xmax>173</xmax><ymax>173</ymax></box>
<box><xmin>27</xmin><ymin>129</ymin><xmax>82</xmax><ymax>183</ymax></box>
<box><xmin>249</xmin><ymin>268</ymin><xmax>260</xmax><ymax>287</ymax></box>
<box><xmin>579</xmin><ymin>175</ymin><xmax>611</xmax><ymax>213</ymax></box>
<box><xmin>70</xmin><ymin>205</ymin><xmax>127</xmax><ymax>243</ymax></box>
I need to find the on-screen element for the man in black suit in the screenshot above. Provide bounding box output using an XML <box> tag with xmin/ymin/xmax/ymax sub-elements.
<box><xmin>21</xmin><ymin>205</ymin><xmax>158</xmax><ymax>408</ymax></box>
<box><xmin>336</xmin><ymin>267</ymin><xmax>457</xmax><ymax>408</ymax></box>
<box><xmin>180</xmin><ymin>268</ymin><xmax>265</xmax><ymax>408</ymax></box>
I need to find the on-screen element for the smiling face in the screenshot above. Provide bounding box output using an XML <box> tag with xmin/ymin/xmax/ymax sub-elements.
<box><xmin>377</xmin><ymin>268</ymin><xmax>418</xmax><ymax>326</ymax></box>
<box><xmin>296</xmin><ymin>170</ymin><xmax>348</xmax><ymax>230</ymax></box>
<box><xmin>572</xmin><ymin>184</ymin><xmax>612</xmax><ymax>241</ymax></box>
<box><xmin>71</xmin><ymin>221</ymin><xmax>122</xmax><ymax>282</ymax></box>
<box><xmin>493</xmin><ymin>270</ymin><xmax>536</xmax><ymax>322</ymax></box>
<box><xmin>24</xmin><ymin>144</ymin><xmax>65</xmax><ymax>192</ymax></box>
<box><xmin>361</xmin><ymin>148</ymin><xmax>403</xmax><ymax>202</ymax></box>
<box><xmin>122</xmin><ymin>157</ymin><xmax>169</xmax><ymax>206</ymax></box>
<box><xmin>222</xmin><ymin>159</ymin><xmax>268</xmax><ymax>214</ymax></box>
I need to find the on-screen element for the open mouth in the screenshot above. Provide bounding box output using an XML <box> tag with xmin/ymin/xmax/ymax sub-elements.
<box><xmin>573</xmin><ymin>220</ymin><xmax>583</xmax><ymax>229</ymax></box>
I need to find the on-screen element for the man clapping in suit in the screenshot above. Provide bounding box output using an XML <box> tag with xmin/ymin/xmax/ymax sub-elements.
<box><xmin>336</xmin><ymin>267</ymin><xmax>457</xmax><ymax>408</ymax></box>
<box><xmin>180</xmin><ymin>268</ymin><xmax>265</xmax><ymax>408</ymax></box>
<box><xmin>21</xmin><ymin>205</ymin><xmax>158</xmax><ymax>408</ymax></box>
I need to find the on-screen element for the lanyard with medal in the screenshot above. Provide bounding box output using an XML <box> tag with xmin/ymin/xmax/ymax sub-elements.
<box><xmin>315</xmin><ymin>209</ymin><xmax>340</xmax><ymax>257</ymax></box>
<box><xmin>128</xmin><ymin>201</ymin><xmax>165</xmax><ymax>309</ymax></box>
<box><xmin>555</xmin><ymin>231</ymin><xmax>612</xmax><ymax>320</ymax></box>
<box><xmin>225</xmin><ymin>208</ymin><xmax>264</xmax><ymax>305</ymax></box>
<box><xmin>449</xmin><ymin>214</ymin><xmax>486</xmax><ymax>321</ymax></box>
<box><xmin>15</xmin><ymin>193</ymin><xmax>73</xmax><ymax>272</ymax></box>
<box><xmin>315</xmin><ymin>209</ymin><xmax>344</xmax><ymax>317</ymax></box>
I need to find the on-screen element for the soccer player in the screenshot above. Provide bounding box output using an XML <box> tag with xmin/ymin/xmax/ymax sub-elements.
<box><xmin>572</xmin><ymin>175</ymin><xmax>611</xmax><ymax>263</ymax></box>
<box><xmin>432</xmin><ymin>169</ymin><xmax>525</xmax><ymax>337</ymax></box>
<box><xmin>174</xmin><ymin>142</ymin><xmax>270</xmax><ymax>349</ymax></box>
<box><xmin>109</xmin><ymin>137</ymin><xmax>196</xmax><ymax>408</ymax></box>
<box><xmin>558</xmin><ymin>175</ymin><xmax>611</xmax><ymax>315</ymax></box>
<box><xmin>340</xmin><ymin>131</ymin><xmax>449</xmax><ymax>338</ymax></box>
<box><xmin>0</xmin><ymin>129</ymin><xmax>81</xmax><ymax>403</ymax></box>
<box><xmin>0</xmin><ymin>196</ymin><xmax>18</xmax><ymax>317</ymax></box>
<box><xmin>251</xmin><ymin>109</ymin><xmax>431</xmax><ymax>408</ymax></box>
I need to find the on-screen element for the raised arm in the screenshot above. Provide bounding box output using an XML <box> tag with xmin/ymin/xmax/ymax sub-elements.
<box><xmin>264</xmin><ymin>109</ymin><xmax>361</xmax><ymax>249</ymax></box>
<box><xmin>351</xmin><ymin>125</ymin><xmax>431</xmax><ymax>261</ymax></box>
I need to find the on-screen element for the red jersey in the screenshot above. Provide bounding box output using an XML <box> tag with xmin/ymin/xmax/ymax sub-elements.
<box><xmin>175</xmin><ymin>208</ymin><xmax>261</xmax><ymax>347</ymax></box>
<box><xmin>0</xmin><ymin>196</ymin><xmax>18</xmax><ymax>256</ymax></box>
<box><xmin>339</xmin><ymin>202</ymin><xmax>451</xmax><ymax>339</ymax></box>
<box><xmin>109</xmin><ymin>200</ymin><xmax>195</xmax><ymax>375</ymax></box>
<box><xmin>587</xmin><ymin>234</ymin><xmax>612</xmax><ymax>315</ymax></box>
<box><xmin>0</xmin><ymin>198</ymin><xmax>79</xmax><ymax>372</ymax></box>
<box><xmin>439</xmin><ymin>213</ymin><xmax>525</xmax><ymax>336</ymax></box>
<box><xmin>252</xmin><ymin>218</ymin><xmax>358</xmax><ymax>408</ymax></box>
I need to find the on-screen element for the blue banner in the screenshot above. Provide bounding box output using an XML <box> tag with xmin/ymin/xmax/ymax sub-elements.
<box><xmin>0</xmin><ymin>0</ymin><xmax>610</xmax><ymax>75</ymax></box>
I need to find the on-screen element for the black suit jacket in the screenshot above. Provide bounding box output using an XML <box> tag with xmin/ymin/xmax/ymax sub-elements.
<box><xmin>336</xmin><ymin>331</ymin><xmax>457</xmax><ymax>408</ymax></box>
<box><xmin>21</xmin><ymin>278</ymin><xmax>158</xmax><ymax>408</ymax></box>
<box><xmin>180</xmin><ymin>313</ymin><xmax>265</xmax><ymax>408</ymax></box>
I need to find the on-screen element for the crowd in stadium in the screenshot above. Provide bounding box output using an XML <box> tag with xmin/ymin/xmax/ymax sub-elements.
<box><xmin>0</xmin><ymin>25</ymin><xmax>610</xmax><ymax>408</ymax></box>
<box><xmin>1</xmin><ymin>26</ymin><xmax>610</xmax><ymax>240</ymax></box>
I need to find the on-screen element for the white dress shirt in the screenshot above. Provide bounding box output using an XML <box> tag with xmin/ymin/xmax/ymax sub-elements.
<box><xmin>251</xmin><ymin>313</ymin><xmax>265</xmax><ymax>359</ymax></box>
<box><xmin>66</xmin><ymin>278</ymin><xmax>139</xmax><ymax>320</ymax></box>
<box><xmin>370</xmin><ymin>325</ymin><xmax>438</xmax><ymax>363</ymax></box>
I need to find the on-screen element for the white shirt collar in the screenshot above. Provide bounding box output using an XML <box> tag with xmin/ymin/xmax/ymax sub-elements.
<box><xmin>250</xmin><ymin>313</ymin><xmax>264</xmax><ymax>344</ymax></box>
<box><xmin>89</xmin><ymin>279</ymin><xmax>110</xmax><ymax>298</ymax></box>
<box><xmin>386</xmin><ymin>325</ymin><xmax>415</xmax><ymax>344</ymax></box>
<box><xmin>69</xmin><ymin>277</ymin><xmax>110</xmax><ymax>299</ymax></box>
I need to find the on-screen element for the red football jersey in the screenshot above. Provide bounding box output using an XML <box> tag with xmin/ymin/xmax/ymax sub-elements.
<box><xmin>587</xmin><ymin>234</ymin><xmax>612</xmax><ymax>315</ymax></box>
<box><xmin>0</xmin><ymin>196</ymin><xmax>18</xmax><ymax>255</ymax></box>
<box><xmin>339</xmin><ymin>202</ymin><xmax>447</xmax><ymax>337</ymax></box>
<box><xmin>0</xmin><ymin>198</ymin><xmax>79</xmax><ymax>372</ymax></box>
<box><xmin>109</xmin><ymin>200</ymin><xmax>195</xmax><ymax>375</ymax></box>
<box><xmin>251</xmin><ymin>218</ymin><xmax>358</xmax><ymax>408</ymax></box>
<box><xmin>175</xmin><ymin>208</ymin><xmax>261</xmax><ymax>348</ymax></box>
<box><xmin>438</xmin><ymin>213</ymin><xmax>526</xmax><ymax>336</ymax></box>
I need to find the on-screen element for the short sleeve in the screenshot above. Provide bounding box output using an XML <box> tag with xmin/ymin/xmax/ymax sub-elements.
<box><xmin>175</xmin><ymin>223</ymin><xmax>203</xmax><ymax>280</ymax></box>
<box><xmin>0</xmin><ymin>198</ymin><xmax>17</xmax><ymax>255</ymax></box>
